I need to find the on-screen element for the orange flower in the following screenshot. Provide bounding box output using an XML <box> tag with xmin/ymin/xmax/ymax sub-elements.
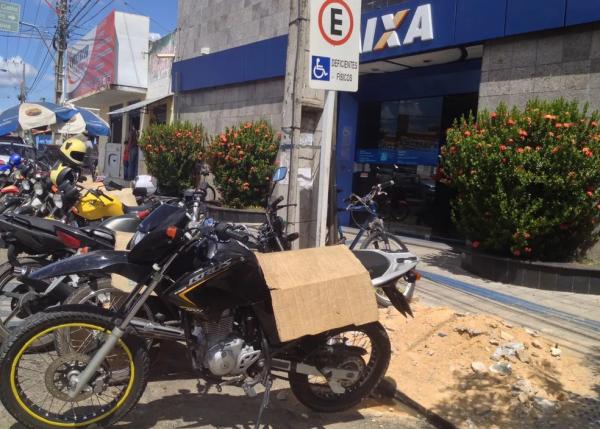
<box><xmin>507</xmin><ymin>118</ymin><xmax>516</xmax><ymax>126</ymax></box>
<box><xmin>551</xmin><ymin>147</ymin><xmax>560</xmax><ymax>154</ymax></box>
<box><xmin>517</xmin><ymin>147</ymin><xmax>524</xmax><ymax>153</ymax></box>
<box><xmin>464</xmin><ymin>130</ymin><xmax>471</xmax><ymax>137</ymax></box>
<box><xmin>490</xmin><ymin>112</ymin><xmax>497</xmax><ymax>119</ymax></box>
<box><xmin>244</xmin><ymin>122</ymin><xmax>252</xmax><ymax>129</ymax></box>
<box><xmin>471</xmin><ymin>240</ymin><xmax>480</xmax><ymax>249</ymax></box>
<box><xmin>535</xmin><ymin>146</ymin><xmax>542</xmax><ymax>151</ymax></box>
<box><xmin>499</xmin><ymin>145</ymin><xmax>507</xmax><ymax>152</ymax></box>
<box><xmin>543</xmin><ymin>114</ymin><xmax>557</xmax><ymax>120</ymax></box>
<box><xmin>513</xmin><ymin>249</ymin><xmax>521</xmax><ymax>256</ymax></box>
<box><xmin>518</xmin><ymin>129</ymin><xmax>528</xmax><ymax>138</ymax></box>
<box><xmin>219</xmin><ymin>133</ymin><xmax>227</xmax><ymax>143</ymax></box>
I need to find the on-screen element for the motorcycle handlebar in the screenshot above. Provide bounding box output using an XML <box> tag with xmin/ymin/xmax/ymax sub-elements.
<box><xmin>271</xmin><ymin>195</ymin><xmax>284</xmax><ymax>208</ymax></box>
<box><xmin>215</xmin><ymin>223</ymin><xmax>250</xmax><ymax>243</ymax></box>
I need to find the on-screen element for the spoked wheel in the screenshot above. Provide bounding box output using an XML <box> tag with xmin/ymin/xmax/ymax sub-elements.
<box><xmin>0</xmin><ymin>308</ymin><xmax>149</xmax><ymax>429</ymax></box>
<box><xmin>0</xmin><ymin>259</ymin><xmax>48</xmax><ymax>348</ymax></box>
<box><xmin>57</xmin><ymin>279</ymin><xmax>155</xmax><ymax>354</ymax></box>
<box><xmin>289</xmin><ymin>322</ymin><xmax>390</xmax><ymax>412</ymax></box>
<box><xmin>360</xmin><ymin>233</ymin><xmax>412</xmax><ymax>307</ymax></box>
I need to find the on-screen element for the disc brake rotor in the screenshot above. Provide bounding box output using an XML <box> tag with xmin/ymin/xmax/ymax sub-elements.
<box><xmin>44</xmin><ymin>353</ymin><xmax>100</xmax><ymax>402</ymax></box>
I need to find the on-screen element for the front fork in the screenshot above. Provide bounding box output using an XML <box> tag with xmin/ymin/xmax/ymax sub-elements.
<box><xmin>69</xmin><ymin>266</ymin><xmax>163</xmax><ymax>398</ymax></box>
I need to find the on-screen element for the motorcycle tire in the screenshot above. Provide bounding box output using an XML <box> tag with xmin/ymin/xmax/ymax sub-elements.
<box><xmin>56</xmin><ymin>279</ymin><xmax>155</xmax><ymax>354</ymax></box>
<box><xmin>0</xmin><ymin>306</ymin><xmax>149</xmax><ymax>429</ymax></box>
<box><xmin>289</xmin><ymin>322</ymin><xmax>390</xmax><ymax>413</ymax></box>
<box><xmin>0</xmin><ymin>258</ymin><xmax>49</xmax><ymax>350</ymax></box>
<box><xmin>360</xmin><ymin>233</ymin><xmax>410</xmax><ymax>307</ymax></box>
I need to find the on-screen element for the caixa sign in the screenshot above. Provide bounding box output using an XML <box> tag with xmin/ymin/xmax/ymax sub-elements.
<box><xmin>361</xmin><ymin>3</ymin><xmax>435</xmax><ymax>59</ymax></box>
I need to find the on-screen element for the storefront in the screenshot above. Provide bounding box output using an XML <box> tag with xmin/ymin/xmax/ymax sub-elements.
<box><xmin>334</xmin><ymin>0</ymin><xmax>600</xmax><ymax>241</ymax></box>
<box><xmin>173</xmin><ymin>0</ymin><xmax>600</xmax><ymax>241</ymax></box>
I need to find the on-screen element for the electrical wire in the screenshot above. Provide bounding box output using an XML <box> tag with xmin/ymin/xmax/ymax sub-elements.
<box><xmin>22</xmin><ymin>0</ymin><xmax>43</xmax><ymax>60</ymax></box>
<box><xmin>121</xmin><ymin>0</ymin><xmax>172</xmax><ymax>33</ymax></box>
<box><xmin>71</xmin><ymin>0</ymin><xmax>114</xmax><ymax>32</ymax></box>
<box><xmin>15</xmin><ymin>0</ymin><xmax>28</xmax><ymax>58</ymax></box>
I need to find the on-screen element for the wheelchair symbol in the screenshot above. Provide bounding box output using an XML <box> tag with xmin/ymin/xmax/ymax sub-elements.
<box><xmin>311</xmin><ymin>56</ymin><xmax>330</xmax><ymax>81</ymax></box>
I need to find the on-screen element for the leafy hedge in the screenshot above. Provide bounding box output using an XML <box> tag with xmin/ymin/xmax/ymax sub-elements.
<box><xmin>440</xmin><ymin>99</ymin><xmax>600</xmax><ymax>261</ymax></box>
<box><xmin>139</xmin><ymin>122</ymin><xmax>206</xmax><ymax>196</ymax></box>
<box><xmin>206</xmin><ymin>120</ymin><xmax>280</xmax><ymax>208</ymax></box>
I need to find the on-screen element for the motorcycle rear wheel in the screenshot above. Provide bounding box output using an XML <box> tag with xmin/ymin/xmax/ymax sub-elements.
<box><xmin>0</xmin><ymin>306</ymin><xmax>149</xmax><ymax>429</ymax></box>
<box><xmin>289</xmin><ymin>322</ymin><xmax>390</xmax><ymax>412</ymax></box>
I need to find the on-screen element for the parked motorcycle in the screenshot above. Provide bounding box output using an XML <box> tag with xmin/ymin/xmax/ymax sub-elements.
<box><xmin>0</xmin><ymin>170</ymin><xmax>417</xmax><ymax>429</ymax></box>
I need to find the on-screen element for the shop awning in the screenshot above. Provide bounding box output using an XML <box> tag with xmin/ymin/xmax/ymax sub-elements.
<box><xmin>108</xmin><ymin>94</ymin><xmax>171</xmax><ymax>115</ymax></box>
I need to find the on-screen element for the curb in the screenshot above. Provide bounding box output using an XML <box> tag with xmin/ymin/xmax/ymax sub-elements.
<box><xmin>461</xmin><ymin>251</ymin><xmax>600</xmax><ymax>295</ymax></box>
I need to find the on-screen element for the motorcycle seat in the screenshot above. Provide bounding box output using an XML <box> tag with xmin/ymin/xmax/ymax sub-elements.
<box><xmin>352</xmin><ymin>250</ymin><xmax>390</xmax><ymax>279</ymax></box>
<box><xmin>122</xmin><ymin>203</ymin><xmax>154</xmax><ymax>214</ymax></box>
<box><xmin>8</xmin><ymin>214</ymin><xmax>63</xmax><ymax>235</ymax></box>
<box><xmin>80</xmin><ymin>226</ymin><xmax>115</xmax><ymax>243</ymax></box>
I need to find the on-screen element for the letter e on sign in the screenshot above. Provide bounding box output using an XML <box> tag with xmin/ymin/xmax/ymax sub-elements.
<box><xmin>310</xmin><ymin>0</ymin><xmax>361</xmax><ymax>92</ymax></box>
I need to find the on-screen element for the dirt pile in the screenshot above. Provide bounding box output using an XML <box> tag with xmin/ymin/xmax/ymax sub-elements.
<box><xmin>380</xmin><ymin>304</ymin><xmax>600</xmax><ymax>429</ymax></box>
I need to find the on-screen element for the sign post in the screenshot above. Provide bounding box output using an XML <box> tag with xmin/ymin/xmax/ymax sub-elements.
<box><xmin>309</xmin><ymin>0</ymin><xmax>361</xmax><ymax>246</ymax></box>
<box><xmin>0</xmin><ymin>1</ymin><xmax>20</xmax><ymax>33</ymax></box>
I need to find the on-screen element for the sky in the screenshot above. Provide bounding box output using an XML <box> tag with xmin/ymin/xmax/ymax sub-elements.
<box><xmin>0</xmin><ymin>0</ymin><xmax>178</xmax><ymax>112</ymax></box>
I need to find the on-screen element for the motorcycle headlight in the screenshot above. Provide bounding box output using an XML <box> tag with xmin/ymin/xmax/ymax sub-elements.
<box><xmin>53</xmin><ymin>193</ymin><xmax>63</xmax><ymax>208</ymax></box>
<box><xmin>34</xmin><ymin>182</ymin><xmax>44</xmax><ymax>196</ymax></box>
<box><xmin>21</xmin><ymin>181</ymin><xmax>31</xmax><ymax>191</ymax></box>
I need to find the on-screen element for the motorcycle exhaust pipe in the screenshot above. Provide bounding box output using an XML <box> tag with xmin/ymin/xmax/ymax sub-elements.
<box><xmin>129</xmin><ymin>318</ymin><xmax>185</xmax><ymax>341</ymax></box>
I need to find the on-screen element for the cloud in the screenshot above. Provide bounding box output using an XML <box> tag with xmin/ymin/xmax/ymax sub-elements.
<box><xmin>149</xmin><ymin>32</ymin><xmax>161</xmax><ymax>42</ymax></box>
<box><xmin>0</xmin><ymin>56</ymin><xmax>37</xmax><ymax>88</ymax></box>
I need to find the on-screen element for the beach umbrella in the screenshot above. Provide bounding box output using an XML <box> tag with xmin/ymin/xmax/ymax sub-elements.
<box><xmin>0</xmin><ymin>102</ymin><xmax>77</xmax><ymax>136</ymax></box>
<box><xmin>55</xmin><ymin>106</ymin><xmax>110</xmax><ymax>136</ymax></box>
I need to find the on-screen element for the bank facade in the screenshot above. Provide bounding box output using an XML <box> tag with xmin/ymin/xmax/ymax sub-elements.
<box><xmin>174</xmin><ymin>0</ymin><xmax>600</xmax><ymax>241</ymax></box>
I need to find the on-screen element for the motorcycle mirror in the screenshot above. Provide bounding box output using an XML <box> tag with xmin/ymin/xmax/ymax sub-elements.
<box><xmin>271</xmin><ymin>167</ymin><xmax>288</xmax><ymax>183</ymax></box>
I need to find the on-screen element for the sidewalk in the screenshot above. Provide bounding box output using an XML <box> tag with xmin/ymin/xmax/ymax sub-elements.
<box><xmin>342</xmin><ymin>227</ymin><xmax>600</xmax><ymax>356</ymax></box>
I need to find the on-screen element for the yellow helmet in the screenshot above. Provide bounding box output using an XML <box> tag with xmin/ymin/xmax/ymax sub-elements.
<box><xmin>50</xmin><ymin>163</ymin><xmax>74</xmax><ymax>186</ymax></box>
<box><xmin>60</xmin><ymin>137</ymin><xmax>88</xmax><ymax>166</ymax></box>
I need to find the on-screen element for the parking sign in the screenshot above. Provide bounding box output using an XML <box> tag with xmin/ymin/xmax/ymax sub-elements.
<box><xmin>309</xmin><ymin>0</ymin><xmax>361</xmax><ymax>92</ymax></box>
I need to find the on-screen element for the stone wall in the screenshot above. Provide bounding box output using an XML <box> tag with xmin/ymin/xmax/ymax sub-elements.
<box><xmin>177</xmin><ymin>78</ymin><xmax>284</xmax><ymax>135</ymax></box>
<box><xmin>479</xmin><ymin>23</ymin><xmax>600</xmax><ymax>111</ymax></box>
<box><xmin>177</xmin><ymin>0</ymin><xmax>291</xmax><ymax>60</ymax></box>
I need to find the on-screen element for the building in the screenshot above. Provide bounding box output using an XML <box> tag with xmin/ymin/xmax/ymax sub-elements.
<box><xmin>173</xmin><ymin>0</ymin><xmax>600</xmax><ymax>241</ymax></box>
<box><xmin>66</xmin><ymin>10</ymin><xmax>154</xmax><ymax>179</ymax></box>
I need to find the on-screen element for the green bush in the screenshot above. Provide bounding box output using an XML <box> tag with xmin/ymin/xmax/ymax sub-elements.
<box><xmin>440</xmin><ymin>99</ymin><xmax>600</xmax><ymax>261</ymax></box>
<box><xmin>206</xmin><ymin>120</ymin><xmax>280</xmax><ymax>208</ymax></box>
<box><xmin>139</xmin><ymin>122</ymin><xmax>206</xmax><ymax>196</ymax></box>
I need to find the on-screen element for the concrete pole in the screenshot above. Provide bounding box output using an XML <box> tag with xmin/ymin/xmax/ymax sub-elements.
<box><xmin>19</xmin><ymin>61</ymin><xmax>25</xmax><ymax>103</ymax></box>
<box><xmin>281</xmin><ymin>0</ymin><xmax>309</xmax><ymax>246</ymax></box>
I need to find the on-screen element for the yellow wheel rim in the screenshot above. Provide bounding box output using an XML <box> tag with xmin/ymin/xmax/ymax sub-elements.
<box><xmin>9</xmin><ymin>322</ymin><xmax>135</xmax><ymax>427</ymax></box>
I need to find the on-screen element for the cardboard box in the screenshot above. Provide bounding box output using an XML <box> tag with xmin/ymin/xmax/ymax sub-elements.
<box><xmin>256</xmin><ymin>245</ymin><xmax>379</xmax><ymax>342</ymax></box>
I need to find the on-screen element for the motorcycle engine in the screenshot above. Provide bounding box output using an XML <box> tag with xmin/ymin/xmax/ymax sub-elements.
<box><xmin>192</xmin><ymin>311</ymin><xmax>262</xmax><ymax>377</ymax></box>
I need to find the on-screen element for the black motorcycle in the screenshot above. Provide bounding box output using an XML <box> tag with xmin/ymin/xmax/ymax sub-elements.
<box><xmin>0</xmin><ymin>210</ymin><xmax>146</xmax><ymax>344</ymax></box>
<box><xmin>0</xmin><ymin>167</ymin><xmax>415</xmax><ymax>429</ymax></box>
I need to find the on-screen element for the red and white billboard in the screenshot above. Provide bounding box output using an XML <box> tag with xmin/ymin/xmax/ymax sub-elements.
<box><xmin>67</xmin><ymin>11</ymin><xmax>149</xmax><ymax>100</ymax></box>
<box><xmin>67</xmin><ymin>12</ymin><xmax>116</xmax><ymax>99</ymax></box>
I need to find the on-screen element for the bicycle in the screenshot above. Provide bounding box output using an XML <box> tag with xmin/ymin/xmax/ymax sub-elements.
<box><xmin>336</xmin><ymin>181</ymin><xmax>414</xmax><ymax>307</ymax></box>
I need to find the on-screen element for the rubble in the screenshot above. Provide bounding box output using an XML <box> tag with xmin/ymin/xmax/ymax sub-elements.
<box><xmin>500</xmin><ymin>330</ymin><xmax>515</xmax><ymax>341</ymax></box>
<box><xmin>471</xmin><ymin>361</ymin><xmax>487</xmax><ymax>374</ymax></box>
<box><xmin>550</xmin><ymin>346</ymin><xmax>562</xmax><ymax>357</ymax></box>
<box><xmin>382</xmin><ymin>305</ymin><xmax>599</xmax><ymax>429</ymax></box>
<box><xmin>489</xmin><ymin>362</ymin><xmax>512</xmax><ymax>375</ymax></box>
<box><xmin>455</xmin><ymin>326</ymin><xmax>486</xmax><ymax>338</ymax></box>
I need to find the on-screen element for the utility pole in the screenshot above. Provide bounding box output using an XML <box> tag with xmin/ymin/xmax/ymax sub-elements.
<box><xmin>282</xmin><ymin>0</ymin><xmax>309</xmax><ymax>247</ymax></box>
<box><xmin>55</xmin><ymin>0</ymin><xmax>68</xmax><ymax>103</ymax></box>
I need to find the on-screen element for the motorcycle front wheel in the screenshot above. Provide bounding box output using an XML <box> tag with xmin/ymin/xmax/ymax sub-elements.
<box><xmin>0</xmin><ymin>307</ymin><xmax>149</xmax><ymax>429</ymax></box>
<box><xmin>289</xmin><ymin>322</ymin><xmax>390</xmax><ymax>412</ymax></box>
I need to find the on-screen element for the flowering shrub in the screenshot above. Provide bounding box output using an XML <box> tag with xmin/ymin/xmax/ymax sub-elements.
<box><xmin>139</xmin><ymin>122</ymin><xmax>206</xmax><ymax>196</ymax></box>
<box><xmin>206</xmin><ymin>120</ymin><xmax>280</xmax><ymax>208</ymax></box>
<box><xmin>440</xmin><ymin>99</ymin><xmax>600</xmax><ymax>261</ymax></box>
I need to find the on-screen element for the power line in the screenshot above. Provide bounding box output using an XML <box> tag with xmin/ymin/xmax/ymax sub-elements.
<box><xmin>15</xmin><ymin>0</ymin><xmax>28</xmax><ymax>58</ymax></box>
<box><xmin>22</xmin><ymin>0</ymin><xmax>43</xmax><ymax>60</ymax></box>
<box><xmin>71</xmin><ymin>0</ymin><xmax>114</xmax><ymax>31</ymax></box>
